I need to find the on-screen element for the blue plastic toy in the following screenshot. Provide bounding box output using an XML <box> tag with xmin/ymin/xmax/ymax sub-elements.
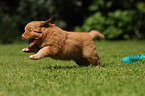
<box><xmin>122</xmin><ymin>54</ymin><xmax>145</xmax><ymax>64</ymax></box>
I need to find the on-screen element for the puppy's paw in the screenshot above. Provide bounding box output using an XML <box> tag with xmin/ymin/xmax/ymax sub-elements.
<box><xmin>29</xmin><ymin>55</ymin><xmax>39</xmax><ymax>60</ymax></box>
<box><xmin>22</xmin><ymin>48</ymin><xmax>30</xmax><ymax>52</ymax></box>
<box><xmin>30</xmin><ymin>55</ymin><xmax>35</xmax><ymax>59</ymax></box>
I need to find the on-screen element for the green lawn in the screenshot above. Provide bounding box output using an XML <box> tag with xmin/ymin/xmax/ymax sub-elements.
<box><xmin>0</xmin><ymin>40</ymin><xmax>145</xmax><ymax>96</ymax></box>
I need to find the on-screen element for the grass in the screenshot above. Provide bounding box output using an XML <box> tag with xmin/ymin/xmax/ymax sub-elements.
<box><xmin>0</xmin><ymin>40</ymin><xmax>145</xmax><ymax>96</ymax></box>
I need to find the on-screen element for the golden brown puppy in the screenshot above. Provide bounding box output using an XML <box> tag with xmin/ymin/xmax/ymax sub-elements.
<box><xmin>22</xmin><ymin>19</ymin><xmax>105</xmax><ymax>67</ymax></box>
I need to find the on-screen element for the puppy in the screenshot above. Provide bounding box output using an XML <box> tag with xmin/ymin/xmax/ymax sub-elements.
<box><xmin>22</xmin><ymin>18</ymin><xmax>105</xmax><ymax>67</ymax></box>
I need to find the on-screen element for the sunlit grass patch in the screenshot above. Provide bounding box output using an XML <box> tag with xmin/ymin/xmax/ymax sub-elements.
<box><xmin>0</xmin><ymin>41</ymin><xmax>145</xmax><ymax>96</ymax></box>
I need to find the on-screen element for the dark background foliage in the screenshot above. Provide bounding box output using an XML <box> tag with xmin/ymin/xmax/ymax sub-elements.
<box><xmin>0</xmin><ymin>0</ymin><xmax>145</xmax><ymax>43</ymax></box>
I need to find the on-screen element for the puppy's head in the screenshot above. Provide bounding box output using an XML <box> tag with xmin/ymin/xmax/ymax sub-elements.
<box><xmin>22</xmin><ymin>18</ymin><xmax>52</xmax><ymax>47</ymax></box>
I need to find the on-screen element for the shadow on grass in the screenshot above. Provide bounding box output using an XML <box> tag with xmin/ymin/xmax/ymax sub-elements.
<box><xmin>42</xmin><ymin>65</ymin><xmax>78</xmax><ymax>70</ymax></box>
<box><xmin>42</xmin><ymin>64</ymin><xmax>108</xmax><ymax>70</ymax></box>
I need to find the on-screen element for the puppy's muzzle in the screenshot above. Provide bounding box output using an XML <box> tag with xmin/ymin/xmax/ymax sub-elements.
<box><xmin>22</xmin><ymin>34</ymin><xmax>26</xmax><ymax>40</ymax></box>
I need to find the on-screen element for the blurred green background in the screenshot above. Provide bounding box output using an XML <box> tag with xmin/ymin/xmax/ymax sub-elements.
<box><xmin>0</xmin><ymin>0</ymin><xmax>145</xmax><ymax>44</ymax></box>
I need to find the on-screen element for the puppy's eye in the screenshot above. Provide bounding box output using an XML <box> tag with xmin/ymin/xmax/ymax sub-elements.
<box><xmin>29</xmin><ymin>30</ymin><xmax>32</xmax><ymax>32</ymax></box>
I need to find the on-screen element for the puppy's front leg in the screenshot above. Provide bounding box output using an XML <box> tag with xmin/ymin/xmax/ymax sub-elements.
<box><xmin>30</xmin><ymin>46</ymin><xmax>49</xmax><ymax>60</ymax></box>
<box><xmin>22</xmin><ymin>46</ymin><xmax>39</xmax><ymax>53</ymax></box>
<box><xmin>22</xmin><ymin>48</ymin><xmax>31</xmax><ymax>52</ymax></box>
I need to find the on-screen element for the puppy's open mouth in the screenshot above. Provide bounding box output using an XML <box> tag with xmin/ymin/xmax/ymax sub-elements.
<box><xmin>29</xmin><ymin>39</ymin><xmax>37</xmax><ymax>47</ymax></box>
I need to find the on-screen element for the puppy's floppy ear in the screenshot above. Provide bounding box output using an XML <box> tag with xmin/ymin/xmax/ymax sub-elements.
<box><xmin>40</xmin><ymin>18</ymin><xmax>52</xmax><ymax>27</ymax></box>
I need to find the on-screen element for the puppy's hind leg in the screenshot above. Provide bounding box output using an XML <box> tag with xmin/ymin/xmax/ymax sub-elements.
<box><xmin>85</xmin><ymin>52</ymin><xmax>100</xmax><ymax>67</ymax></box>
<box><xmin>87</xmin><ymin>57</ymin><xmax>100</xmax><ymax>67</ymax></box>
<box><xmin>82</xmin><ymin>45</ymin><xmax>100</xmax><ymax>67</ymax></box>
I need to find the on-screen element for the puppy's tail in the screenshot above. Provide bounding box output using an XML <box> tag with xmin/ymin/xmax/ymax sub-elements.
<box><xmin>89</xmin><ymin>30</ymin><xmax>105</xmax><ymax>39</ymax></box>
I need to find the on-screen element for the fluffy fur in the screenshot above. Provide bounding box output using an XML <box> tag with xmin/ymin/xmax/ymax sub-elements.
<box><xmin>22</xmin><ymin>19</ymin><xmax>105</xmax><ymax>67</ymax></box>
